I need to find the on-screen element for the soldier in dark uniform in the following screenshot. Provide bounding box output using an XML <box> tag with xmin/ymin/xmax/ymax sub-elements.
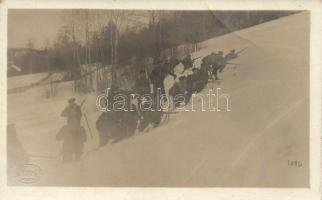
<box><xmin>137</xmin><ymin>93</ymin><xmax>163</xmax><ymax>132</ymax></box>
<box><xmin>169</xmin><ymin>56</ymin><xmax>181</xmax><ymax>69</ymax></box>
<box><xmin>210</xmin><ymin>51</ymin><xmax>225</xmax><ymax>80</ymax></box>
<box><xmin>181</xmin><ymin>54</ymin><xmax>194</xmax><ymax>73</ymax></box>
<box><xmin>134</xmin><ymin>70</ymin><xmax>150</xmax><ymax>95</ymax></box>
<box><xmin>202</xmin><ymin>53</ymin><xmax>215</xmax><ymax>79</ymax></box>
<box><xmin>96</xmin><ymin>111</ymin><xmax>122</xmax><ymax>147</ymax></box>
<box><xmin>57</xmin><ymin>98</ymin><xmax>86</xmax><ymax>162</ymax></box>
<box><xmin>61</xmin><ymin>98</ymin><xmax>82</xmax><ymax>126</ymax></box>
<box><xmin>219</xmin><ymin>49</ymin><xmax>238</xmax><ymax>72</ymax></box>
<box><xmin>186</xmin><ymin>68</ymin><xmax>200</xmax><ymax>102</ymax></box>
<box><xmin>56</xmin><ymin>124</ymin><xmax>87</xmax><ymax>162</ymax></box>
<box><xmin>199</xmin><ymin>62</ymin><xmax>209</xmax><ymax>91</ymax></box>
<box><xmin>149</xmin><ymin>59</ymin><xmax>177</xmax><ymax>96</ymax></box>
<box><xmin>224</xmin><ymin>49</ymin><xmax>238</xmax><ymax>61</ymax></box>
<box><xmin>202</xmin><ymin>53</ymin><xmax>212</xmax><ymax>65</ymax></box>
<box><xmin>96</xmin><ymin>90</ymin><xmax>140</xmax><ymax>146</ymax></box>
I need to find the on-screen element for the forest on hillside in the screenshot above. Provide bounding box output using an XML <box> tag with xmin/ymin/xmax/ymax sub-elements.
<box><xmin>8</xmin><ymin>10</ymin><xmax>298</xmax><ymax>77</ymax></box>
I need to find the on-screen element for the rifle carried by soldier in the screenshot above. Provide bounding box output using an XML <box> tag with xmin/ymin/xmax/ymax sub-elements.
<box><xmin>179</xmin><ymin>55</ymin><xmax>201</xmax><ymax>64</ymax></box>
<box><xmin>80</xmin><ymin>97</ymin><xmax>87</xmax><ymax>107</ymax></box>
<box><xmin>79</xmin><ymin>97</ymin><xmax>93</xmax><ymax>139</ymax></box>
<box><xmin>236</xmin><ymin>47</ymin><xmax>248</xmax><ymax>55</ymax></box>
<box><xmin>226</xmin><ymin>62</ymin><xmax>241</xmax><ymax>65</ymax></box>
<box><xmin>180</xmin><ymin>56</ymin><xmax>202</xmax><ymax>74</ymax></box>
<box><xmin>191</xmin><ymin>56</ymin><xmax>202</xmax><ymax>61</ymax></box>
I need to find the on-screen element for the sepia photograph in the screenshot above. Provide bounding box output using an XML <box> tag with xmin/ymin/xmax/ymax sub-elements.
<box><xmin>4</xmin><ymin>8</ymin><xmax>312</xmax><ymax>188</ymax></box>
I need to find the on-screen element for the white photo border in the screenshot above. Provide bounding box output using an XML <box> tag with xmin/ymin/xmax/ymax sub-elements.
<box><xmin>0</xmin><ymin>0</ymin><xmax>321</xmax><ymax>200</ymax></box>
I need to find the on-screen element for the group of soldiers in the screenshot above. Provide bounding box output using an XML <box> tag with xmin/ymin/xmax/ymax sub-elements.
<box><xmin>56</xmin><ymin>48</ymin><xmax>242</xmax><ymax>162</ymax></box>
<box><xmin>168</xmin><ymin>49</ymin><xmax>241</xmax><ymax>106</ymax></box>
<box><xmin>95</xmin><ymin>88</ymin><xmax>164</xmax><ymax>147</ymax></box>
<box><xmin>169</xmin><ymin>66</ymin><xmax>208</xmax><ymax>106</ymax></box>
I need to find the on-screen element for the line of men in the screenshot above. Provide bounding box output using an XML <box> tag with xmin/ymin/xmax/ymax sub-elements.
<box><xmin>148</xmin><ymin>49</ymin><xmax>239</xmax><ymax>99</ymax></box>
<box><xmin>56</xmin><ymin>49</ymin><xmax>241</xmax><ymax>162</ymax></box>
<box><xmin>168</xmin><ymin>49</ymin><xmax>239</xmax><ymax>108</ymax></box>
<box><xmin>95</xmin><ymin>49</ymin><xmax>240</xmax><ymax>147</ymax></box>
<box><xmin>56</xmin><ymin>58</ymin><xmax>177</xmax><ymax>162</ymax></box>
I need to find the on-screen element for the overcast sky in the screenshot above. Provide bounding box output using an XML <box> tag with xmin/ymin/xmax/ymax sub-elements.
<box><xmin>8</xmin><ymin>9</ymin><xmax>70</xmax><ymax>49</ymax></box>
<box><xmin>8</xmin><ymin>9</ymin><xmax>151</xmax><ymax>50</ymax></box>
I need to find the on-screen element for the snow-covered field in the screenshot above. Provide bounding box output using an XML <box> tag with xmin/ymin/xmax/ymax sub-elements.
<box><xmin>7</xmin><ymin>12</ymin><xmax>309</xmax><ymax>187</ymax></box>
<box><xmin>7</xmin><ymin>72</ymin><xmax>49</xmax><ymax>90</ymax></box>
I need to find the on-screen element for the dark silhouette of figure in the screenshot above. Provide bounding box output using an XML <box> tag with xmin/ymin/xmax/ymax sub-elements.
<box><xmin>57</xmin><ymin>98</ymin><xmax>86</xmax><ymax>162</ymax></box>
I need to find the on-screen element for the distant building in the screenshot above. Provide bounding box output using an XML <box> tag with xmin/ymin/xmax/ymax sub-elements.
<box><xmin>7</xmin><ymin>48</ymin><xmax>49</xmax><ymax>76</ymax></box>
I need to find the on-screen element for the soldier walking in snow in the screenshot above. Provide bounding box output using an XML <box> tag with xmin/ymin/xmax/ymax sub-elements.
<box><xmin>181</xmin><ymin>54</ymin><xmax>194</xmax><ymax>73</ymax></box>
<box><xmin>149</xmin><ymin>59</ymin><xmax>177</xmax><ymax>96</ymax></box>
<box><xmin>134</xmin><ymin>70</ymin><xmax>150</xmax><ymax>95</ymax></box>
<box><xmin>186</xmin><ymin>68</ymin><xmax>201</xmax><ymax>102</ymax></box>
<box><xmin>224</xmin><ymin>49</ymin><xmax>238</xmax><ymax>61</ymax></box>
<box><xmin>169</xmin><ymin>56</ymin><xmax>181</xmax><ymax>69</ymax></box>
<box><xmin>57</xmin><ymin>98</ymin><xmax>87</xmax><ymax>162</ymax></box>
<box><xmin>201</xmin><ymin>53</ymin><xmax>213</xmax><ymax>79</ymax></box>
<box><xmin>219</xmin><ymin>49</ymin><xmax>239</xmax><ymax>72</ymax></box>
<box><xmin>61</xmin><ymin>98</ymin><xmax>82</xmax><ymax>126</ymax></box>
<box><xmin>199</xmin><ymin>62</ymin><xmax>209</xmax><ymax>90</ymax></box>
<box><xmin>210</xmin><ymin>51</ymin><xmax>225</xmax><ymax>80</ymax></box>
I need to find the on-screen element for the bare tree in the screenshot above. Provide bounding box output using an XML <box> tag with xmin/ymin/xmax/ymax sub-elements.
<box><xmin>42</xmin><ymin>38</ymin><xmax>51</xmax><ymax>51</ymax></box>
<box><xmin>25</xmin><ymin>38</ymin><xmax>36</xmax><ymax>73</ymax></box>
<box><xmin>26</xmin><ymin>38</ymin><xmax>36</xmax><ymax>50</ymax></box>
<box><xmin>58</xmin><ymin>10</ymin><xmax>148</xmax><ymax>91</ymax></box>
<box><xmin>108</xmin><ymin>11</ymin><xmax>134</xmax><ymax>82</ymax></box>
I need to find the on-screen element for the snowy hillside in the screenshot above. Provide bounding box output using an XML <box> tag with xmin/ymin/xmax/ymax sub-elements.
<box><xmin>7</xmin><ymin>12</ymin><xmax>310</xmax><ymax>187</ymax></box>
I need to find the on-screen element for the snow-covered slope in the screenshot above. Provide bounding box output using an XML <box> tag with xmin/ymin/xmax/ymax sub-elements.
<box><xmin>7</xmin><ymin>12</ymin><xmax>310</xmax><ymax>187</ymax></box>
